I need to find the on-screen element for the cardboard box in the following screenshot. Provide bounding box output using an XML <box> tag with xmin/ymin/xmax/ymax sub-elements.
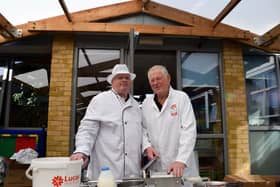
<box><xmin>4</xmin><ymin>160</ymin><xmax>32</xmax><ymax>187</ymax></box>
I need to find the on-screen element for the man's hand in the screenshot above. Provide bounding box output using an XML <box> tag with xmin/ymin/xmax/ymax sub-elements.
<box><xmin>145</xmin><ymin>147</ymin><xmax>158</xmax><ymax>160</ymax></box>
<box><xmin>70</xmin><ymin>152</ymin><xmax>89</xmax><ymax>168</ymax></box>
<box><xmin>167</xmin><ymin>161</ymin><xmax>186</xmax><ymax>177</ymax></box>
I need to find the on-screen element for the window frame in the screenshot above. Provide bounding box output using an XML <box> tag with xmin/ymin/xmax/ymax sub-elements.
<box><xmin>244</xmin><ymin>55</ymin><xmax>280</xmax><ymax>130</ymax></box>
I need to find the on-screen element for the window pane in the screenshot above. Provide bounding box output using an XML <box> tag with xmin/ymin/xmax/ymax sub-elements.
<box><xmin>9</xmin><ymin>58</ymin><xmax>50</xmax><ymax>128</ymax></box>
<box><xmin>244</xmin><ymin>55</ymin><xmax>280</xmax><ymax>126</ymax></box>
<box><xmin>250</xmin><ymin>131</ymin><xmax>280</xmax><ymax>174</ymax></box>
<box><xmin>181</xmin><ymin>52</ymin><xmax>222</xmax><ymax>133</ymax></box>
<box><xmin>75</xmin><ymin>49</ymin><xmax>120</xmax><ymax>130</ymax></box>
<box><xmin>0</xmin><ymin>63</ymin><xmax>8</xmax><ymax>123</ymax></box>
<box><xmin>268</xmin><ymin>89</ymin><xmax>279</xmax><ymax>115</ymax></box>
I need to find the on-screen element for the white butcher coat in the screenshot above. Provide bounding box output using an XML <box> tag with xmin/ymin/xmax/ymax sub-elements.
<box><xmin>142</xmin><ymin>87</ymin><xmax>199</xmax><ymax>186</ymax></box>
<box><xmin>74</xmin><ymin>89</ymin><xmax>142</xmax><ymax>180</ymax></box>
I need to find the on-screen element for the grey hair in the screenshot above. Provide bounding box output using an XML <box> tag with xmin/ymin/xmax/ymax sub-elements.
<box><xmin>147</xmin><ymin>65</ymin><xmax>169</xmax><ymax>78</ymax></box>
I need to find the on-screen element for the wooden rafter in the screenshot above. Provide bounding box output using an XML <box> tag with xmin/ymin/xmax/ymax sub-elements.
<box><xmin>142</xmin><ymin>0</ymin><xmax>150</xmax><ymax>10</ymax></box>
<box><xmin>78</xmin><ymin>59</ymin><xmax>119</xmax><ymax>77</ymax></box>
<box><xmin>78</xmin><ymin>81</ymin><xmax>109</xmax><ymax>92</ymax></box>
<box><xmin>253</xmin><ymin>24</ymin><xmax>280</xmax><ymax>46</ymax></box>
<box><xmin>0</xmin><ymin>23</ymin><xmax>38</xmax><ymax>44</ymax></box>
<box><xmin>27</xmin><ymin>21</ymin><xmax>251</xmax><ymax>40</ymax></box>
<box><xmin>212</xmin><ymin>0</ymin><xmax>241</xmax><ymax>28</ymax></box>
<box><xmin>267</xmin><ymin>40</ymin><xmax>280</xmax><ymax>52</ymax></box>
<box><xmin>0</xmin><ymin>13</ymin><xmax>21</xmax><ymax>38</ymax></box>
<box><xmin>236</xmin><ymin>31</ymin><xmax>280</xmax><ymax>53</ymax></box>
<box><xmin>58</xmin><ymin>0</ymin><xmax>72</xmax><ymax>22</ymax></box>
<box><xmin>78</xmin><ymin>71</ymin><xmax>110</xmax><ymax>77</ymax></box>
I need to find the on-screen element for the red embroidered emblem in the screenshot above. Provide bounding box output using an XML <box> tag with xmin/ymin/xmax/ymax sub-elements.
<box><xmin>170</xmin><ymin>104</ymin><xmax>177</xmax><ymax>116</ymax></box>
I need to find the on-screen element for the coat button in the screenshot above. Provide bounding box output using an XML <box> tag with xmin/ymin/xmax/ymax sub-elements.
<box><xmin>124</xmin><ymin>121</ymin><xmax>127</xmax><ymax>125</ymax></box>
<box><xmin>125</xmin><ymin>153</ymin><xmax>128</xmax><ymax>156</ymax></box>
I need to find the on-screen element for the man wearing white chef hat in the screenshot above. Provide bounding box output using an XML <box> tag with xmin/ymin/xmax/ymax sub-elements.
<box><xmin>71</xmin><ymin>64</ymin><xmax>142</xmax><ymax>180</ymax></box>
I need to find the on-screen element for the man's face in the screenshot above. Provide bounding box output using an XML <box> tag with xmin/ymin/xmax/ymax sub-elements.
<box><xmin>111</xmin><ymin>74</ymin><xmax>131</xmax><ymax>96</ymax></box>
<box><xmin>148</xmin><ymin>69</ymin><xmax>170</xmax><ymax>96</ymax></box>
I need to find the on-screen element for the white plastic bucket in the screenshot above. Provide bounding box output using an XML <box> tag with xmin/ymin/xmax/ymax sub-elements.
<box><xmin>26</xmin><ymin>157</ymin><xmax>83</xmax><ymax>187</ymax></box>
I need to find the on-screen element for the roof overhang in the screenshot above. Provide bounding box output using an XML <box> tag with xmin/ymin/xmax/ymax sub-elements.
<box><xmin>0</xmin><ymin>0</ymin><xmax>279</xmax><ymax>53</ymax></box>
<box><xmin>0</xmin><ymin>13</ymin><xmax>22</xmax><ymax>38</ymax></box>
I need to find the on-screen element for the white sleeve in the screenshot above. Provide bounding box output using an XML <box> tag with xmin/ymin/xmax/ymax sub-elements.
<box><xmin>74</xmin><ymin>98</ymin><xmax>100</xmax><ymax>156</ymax></box>
<box><xmin>141</xmin><ymin>101</ymin><xmax>152</xmax><ymax>153</ymax></box>
<box><xmin>175</xmin><ymin>94</ymin><xmax>197</xmax><ymax>166</ymax></box>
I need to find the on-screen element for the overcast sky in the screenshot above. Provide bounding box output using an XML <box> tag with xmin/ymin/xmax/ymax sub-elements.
<box><xmin>0</xmin><ymin>0</ymin><xmax>279</xmax><ymax>35</ymax></box>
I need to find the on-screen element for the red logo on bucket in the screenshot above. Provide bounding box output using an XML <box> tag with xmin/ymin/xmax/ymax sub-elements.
<box><xmin>52</xmin><ymin>175</ymin><xmax>80</xmax><ymax>187</ymax></box>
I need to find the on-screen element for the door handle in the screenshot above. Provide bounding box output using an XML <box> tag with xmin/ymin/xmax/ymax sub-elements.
<box><xmin>8</xmin><ymin>69</ymin><xmax>13</xmax><ymax>81</ymax></box>
<box><xmin>2</xmin><ymin>68</ymin><xmax>7</xmax><ymax>80</ymax></box>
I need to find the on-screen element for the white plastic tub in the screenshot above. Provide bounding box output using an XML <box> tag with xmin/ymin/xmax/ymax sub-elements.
<box><xmin>26</xmin><ymin>157</ymin><xmax>82</xmax><ymax>187</ymax></box>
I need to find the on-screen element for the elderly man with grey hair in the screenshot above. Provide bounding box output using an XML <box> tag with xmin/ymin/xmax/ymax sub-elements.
<box><xmin>70</xmin><ymin>64</ymin><xmax>143</xmax><ymax>180</ymax></box>
<box><xmin>142</xmin><ymin>65</ymin><xmax>199</xmax><ymax>187</ymax></box>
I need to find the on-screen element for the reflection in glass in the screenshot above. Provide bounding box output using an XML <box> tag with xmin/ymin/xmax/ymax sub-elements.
<box><xmin>9</xmin><ymin>58</ymin><xmax>50</xmax><ymax>128</ymax></box>
<box><xmin>0</xmin><ymin>63</ymin><xmax>8</xmax><ymax>123</ymax></box>
<box><xmin>244</xmin><ymin>55</ymin><xmax>280</xmax><ymax>126</ymax></box>
<box><xmin>75</xmin><ymin>49</ymin><xmax>120</xmax><ymax>130</ymax></box>
<box><xmin>195</xmin><ymin>139</ymin><xmax>224</xmax><ymax>180</ymax></box>
<box><xmin>181</xmin><ymin>52</ymin><xmax>224</xmax><ymax>180</ymax></box>
<box><xmin>181</xmin><ymin>52</ymin><xmax>222</xmax><ymax>133</ymax></box>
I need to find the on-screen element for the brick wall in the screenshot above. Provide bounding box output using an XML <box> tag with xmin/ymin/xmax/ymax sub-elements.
<box><xmin>47</xmin><ymin>35</ymin><xmax>74</xmax><ymax>156</ymax></box>
<box><xmin>223</xmin><ymin>40</ymin><xmax>251</xmax><ymax>174</ymax></box>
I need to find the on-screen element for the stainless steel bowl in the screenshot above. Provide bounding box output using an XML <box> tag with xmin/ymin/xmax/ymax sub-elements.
<box><xmin>117</xmin><ymin>178</ymin><xmax>145</xmax><ymax>187</ymax></box>
<box><xmin>204</xmin><ymin>181</ymin><xmax>227</xmax><ymax>187</ymax></box>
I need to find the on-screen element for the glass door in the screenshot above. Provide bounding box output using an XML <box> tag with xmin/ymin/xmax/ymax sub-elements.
<box><xmin>181</xmin><ymin>52</ymin><xmax>225</xmax><ymax>180</ymax></box>
<box><xmin>0</xmin><ymin>59</ymin><xmax>9</xmax><ymax>125</ymax></box>
<box><xmin>133</xmin><ymin>50</ymin><xmax>177</xmax><ymax>102</ymax></box>
<box><xmin>0</xmin><ymin>57</ymin><xmax>50</xmax><ymax>128</ymax></box>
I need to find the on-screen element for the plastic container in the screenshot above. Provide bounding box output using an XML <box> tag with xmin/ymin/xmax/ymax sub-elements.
<box><xmin>25</xmin><ymin>157</ymin><xmax>82</xmax><ymax>187</ymax></box>
<box><xmin>97</xmin><ymin>166</ymin><xmax>117</xmax><ymax>187</ymax></box>
<box><xmin>0</xmin><ymin>157</ymin><xmax>7</xmax><ymax>184</ymax></box>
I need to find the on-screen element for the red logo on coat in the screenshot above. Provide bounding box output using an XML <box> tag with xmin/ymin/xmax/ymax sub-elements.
<box><xmin>170</xmin><ymin>104</ymin><xmax>177</xmax><ymax>116</ymax></box>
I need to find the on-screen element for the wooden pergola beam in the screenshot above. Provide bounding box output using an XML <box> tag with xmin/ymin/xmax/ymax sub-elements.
<box><xmin>1</xmin><ymin>22</ymin><xmax>279</xmax><ymax>53</ymax></box>
<box><xmin>27</xmin><ymin>21</ymin><xmax>251</xmax><ymax>40</ymax></box>
<box><xmin>58</xmin><ymin>0</ymin><xmax>72</xmax><ymax>22</ymax></box>
<box><xmin>0</xmin><ymin>13</ymin><xmax>22</xmax><ymax>38</ymax></box>
<box><xmin>212</xmin><ymin>0</ymin><xmax>241</xmax><ymax>28</ymax></box>
<box><xmin>253</xmin><ymin>24</ymin><xmax>280</xmax><ymax>46</ymax></box>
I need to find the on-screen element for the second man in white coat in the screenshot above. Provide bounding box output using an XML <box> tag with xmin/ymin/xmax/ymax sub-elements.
<box><xmin>142</xmin><ymin>65</ymin><xmax>199</xmax><ymax>187</ymax></box>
